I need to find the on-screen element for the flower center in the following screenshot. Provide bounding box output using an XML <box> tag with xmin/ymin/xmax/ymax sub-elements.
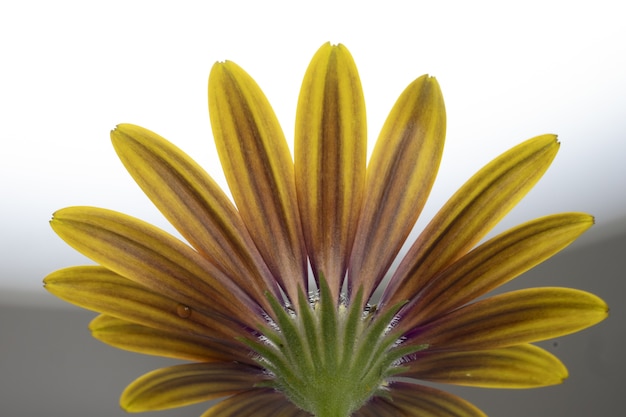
<box><xmin>243</xmin><ymin>278</ymin><xmax>426</xmax><ymax>417</ymax></box>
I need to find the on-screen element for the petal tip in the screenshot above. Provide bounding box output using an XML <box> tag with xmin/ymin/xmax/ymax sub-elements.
<box><xmin>50</xmin><ymin>210</ymin><xmax>62</xmax><ymax>224</ymax></box>
<box><xmin>210</xmin><ymin>60</ymin><xmax>237</xmax><ymax>77</ymax></box>
<box><xmin>111</xmin><ymin>123</ymin><xmax>127</xmax><ymax>135</ymax></box>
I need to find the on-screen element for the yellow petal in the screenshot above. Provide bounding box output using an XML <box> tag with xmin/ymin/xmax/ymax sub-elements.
<box><xmin>50</xmin><ymin>207</ymin><xmax>260</xmax><ymax>326</ymax></box>
<box><xmin>386</xmin><ymin>382</ymin><xmax>486</xmax><ymax>417</ymax></box>
<box><xmin>352</xmin><ymin>397</ymin><xmax>403</xmax><ymax>417</ymax></box>
<box><xmin>295</xmin><ymin>43</ymin><xmax>366</xmax><ymax>301</ymax></box>
<box><xmin>90</xmin><ymin>314</ymin><xmax>253</xmax><ymax>364</ymax></box>
<box><xmin>402</xmin><ymin>344</ymin><xmax>568</xmax><ymax>388</ymax></box>
<box><xmin>410</xmin><ymin>287</ymin><xmax>608</xmax><ymax>350</ymax></box>
<box><xmin>121</xmin><ymin>363</ymin><xmax>266</xmax><ymax>412</ymax></box>
<box><xmin>399</xmin><ymin>213</ymin><xmax>594</xmax><ymax>331</ymax></box>
<box><xmin>111</xmin><ymin>124</ymin><xmax>279</xmax><ymax>309</ymax></box>
<box><xmin>201</xmin><ymin>388</ymin><xmax>304</xmax><ymax>417</ymax></box>
<box><xmin>349</xmin><ymin>74</ymin><xmax>446</xmax><ymax>302</ymax></box>
<box><xmin>384</xmin><ymin>134</ymin><xmax>559</xmax><ymax>308</ymax></box>
<box><xmin>209</xmin><ymin>60</ymin><xmax>307</xmax><ymax>304</ymax></box>
<box><xmin>44</xmin><ymin>266</ymin><xmax>244</xmax><ymax>341</ymax></box>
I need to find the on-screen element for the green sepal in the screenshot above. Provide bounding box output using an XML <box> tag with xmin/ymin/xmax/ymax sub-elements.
<box><xmin>351</xmin><ymin>300</ymin><xmax>408</xmax><ymax>375</ymax></box>
<box><xmin>386</xmin><ymin>343</ymin><xmax>429</xmax><ymax>367</ymax></box>
<box><xmin>380</xmin><ymin>343</ymin><xmax>430</xmax><ymax>380</ymax></box>
<box><xmin>237</xmin><ymin>335</ymin><xmax>311</xmax><ymax>410</ymax></box>
<box><xmin>236</xmin><ymin>336</ymin><xmax>291</xmax><ymax>383</ymax></box>
<box><xmin>242</xmin><ymin>278</ymin><xmax>418</xmax><ymax>417</ymax></box>
<box><xmin>296</xmin><ymin>287</ymin><xmax>322</xmax><ymax>366</ymax></box>
<box><xmin>255</xmin><ymin>323</ymin><xmax>283</xmax><ymax>347</ymax></box>
<box><xmin>318</xmin><ymin>273</ymin><xmax>339</xmax><ymax>368</ymax></box>
<box><xmin>340</xmin><ymin>286</ymin><xmax>365</xmax><ymax>366</ymax></box>
<box><xmin>264</xmin><ymin>291</ymin><xmax>313</xmax><ymax>374</ymax></box>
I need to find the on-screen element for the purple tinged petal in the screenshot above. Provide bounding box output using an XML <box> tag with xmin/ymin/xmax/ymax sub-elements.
<box><xmin>398</xmin><ymin>213</ymin><xmax>594</xmax><ymax>331</ymax></box>
<box><xmin>121</xmin><ymin>363</ymin><xmax>267</xmax><ymax>412</ymax></box>
<box><xmin>401</xmin><ymin>344</ymin><xmax>568</xmax><ymax>388</ymax></box>
<box><xmin>49</xmin><ymin>207</ymin><xmax>262</xmax><ymax>327</ymax></box>
<box><xmin>209</xmin><ymin>61</ymin><xmax>308</xmax><ymax>305</ymax></box>
<box><xmin>295</xmin><ymin>42</ymin><xmax>367</xmax><ymax>302</ymax></box>
<box><xmin>349</xmin><ymin>74</ymin><xmax>446</xmax><ymax>304</ymax></box>
<box><xmin>200</xmin><ymin>388</ymin><xmax>307</xmax><ymax>417</ymax></box>
<box><xmin>111</xmin><ymin>123</ymin><xmax>280</xmax><ymax>309</ymax></box>
<box><xmin>89</xmin><ymin>314</ymin><xmax>255</xmax><ymax>365</ymax></box>
<box><xmin>352</xmin><ymin>396</ymin><xmax>404</xmax><ymax>417</ymax></box>
<box><xmin>44</xmin><ymin>266</ymin><xmax>249</xmax><ymax>346</ymax></box>
<box><xmin>407</xmin><ymin>287</ymin><xmax>608</xmax><ymax>350</ymax></box>
<box><xmin>383</xmin><ymin>135</ymin><xmax>559</xmax><ymax>310</ymax></box>
<box><xmin>385</xmin><ymin>381</ymin><xmax>487</xmax><ymax>417</ymax></box>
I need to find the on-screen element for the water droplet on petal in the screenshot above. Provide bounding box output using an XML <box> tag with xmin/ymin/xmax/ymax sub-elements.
<box><xmin>177</xmin><ymin>304</ymin><xmax>192</xmax><ymax>318</ymax></box>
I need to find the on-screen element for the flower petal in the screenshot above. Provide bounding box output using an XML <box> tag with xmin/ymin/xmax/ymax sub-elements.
<box><xmin>121</xmin><ymin>363</ymin><xmax>267</xmax><ymax>412</ymax></box>
<box><xmin>44</xmin><ymin>266</ymin><xmax>246</xmax><ymax>344</ymax></box>
<box><xmin>89</xmin><ymin>314</ymin><xmax>254</xmax><ymax>364</ymax></box>
<box><xmin>408</xmin><ymin>287</ymin><xmax>608</xmax><ymax>350</ymax></box>
<box><xmin>352</xmin><ymin>396</ymin><xmax>404</xmax><ymax>417</ymax></box>
<box><xmin>294</xmin><ymin>42</ymin><xmax>366</xmax><ymax>301</ymax></box>
<box><xmin>111</xmin><ymin>123</ymin><xmax>279</xmax><ymax>309</ymax></box>
<box><xmin>49</xmin><ymin>207</ymin><xmax>260</xmax><ymax>327</ymax></box>
<box><xmin>201</xmin><ymin>388</ymin><xmax>308</xmax><ymax>417</ymax></box>
<box><xmin>399</xmin><ymin>213</ymin><xmax>593</xmax><ymax>331</ymax></box>
<box><xmin>383</xmin><ymin>134</ymin><xmax>560</xmax><ymax>309</ymax></box>
<box><xmin>401</xmin><ymin>344</ymin><xmax>568</xmax><ymax>388</ymax></box>
<box><xmin>349</xmin><ymin>74</ymin><xmax>446</xmax><ymax>301</ymax></box>
<box><xmin>385</xmin><ymin>381</ymin><xmax>486</xmax><ymax>417</ymax></box>
<box><xmin>209</xmin><ymin>60</ymin><xmax>307</xmax><ymax>304</ymax></box>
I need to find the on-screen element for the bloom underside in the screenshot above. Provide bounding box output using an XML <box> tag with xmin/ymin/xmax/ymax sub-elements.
<box><xmin>44</xmin><ymin>42</ymin><xmax>607</xmax><ymax>417</ymax></box>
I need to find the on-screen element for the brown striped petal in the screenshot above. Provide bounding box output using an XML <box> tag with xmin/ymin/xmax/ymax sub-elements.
<box><xmin>121</xmin><ymin>363</ymin><xmax>266</xmax><ymax>412</ymax></box>
<box><xmin>399</xmin><ymin>212</ymin><xmax>593</xmax><ymax>331</ymax></box>
<box><xmin>89</xmin><ymin>314</ymin><xmax>254</xmax><ymax>364</ymax></box>
<box><xmin>349</xmin><ymin>74</ymin><xmax>446</xmax><ymax>302</ymax></box>
<box><xmin>44</xmin><ymin>266</ymin><xmax>245</xmax><ymax>342</ymax></box>
<box><xmin>383</xmin><ymin>134</ymin><xmax>559</xmax><ymax>309</ymax></box>
<box><xmin>402</xmin><ymin>344</ymin><xmax>568</xmax><ymax>388</ymax></box>
<box><xmin>385</xmin><ymin>382</ymin><xmax>486</xmax><ymax>417</ymax></box>
<box><xmin>209</xmin><ymin>61</ymin><xmax>307</xmax><ymax>304</ymax></box>
<box><xmin>295</xmin><ymin>43</ymin><xmax>366</xmax><ymax>301</ymax></box>
<box><xmin>49</xmin><ymin>207</ymin><xmax>260</xmax><ymax>326</ymax></box>
<box><xmin>111</xmin><ymin>123</ymin><xmax>279</xmax><ymax>309</ymax></box>
<box><xmin>352</xmin><ymin>397</ymin><xmax>405</xmax><ymax>417</ymax></box>
<box><xmin>201</xmin><ymin>388</ymin><xmax>307</xmax><ymax>417</ymax></box>
<box><xmin>409</xmin><ymin>287</ymin><xmax>608</xmax><ymax>350</ymax></box>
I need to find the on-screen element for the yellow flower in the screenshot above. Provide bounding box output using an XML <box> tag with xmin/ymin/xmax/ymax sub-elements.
<box><xmin>45</xmin><ymin>43</ymin><xmax>608</xmax><ymax>417</ymax></box>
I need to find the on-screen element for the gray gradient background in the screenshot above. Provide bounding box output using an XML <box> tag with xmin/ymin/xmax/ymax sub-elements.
<box><xmin>1</xmin><ymin>218</ymin><xmax>623</xmax><ymax>416</ymax></box>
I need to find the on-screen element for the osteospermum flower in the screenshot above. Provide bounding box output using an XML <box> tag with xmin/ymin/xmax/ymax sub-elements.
<box><xmin>45</xmin><ymin>43</ymin><xmax>608</xmax><ymax>417</ymax></box>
